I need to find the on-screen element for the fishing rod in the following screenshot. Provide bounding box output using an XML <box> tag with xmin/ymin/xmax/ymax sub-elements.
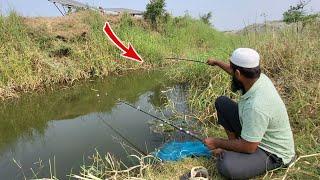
<box><xmin>165</xmin><ymin>57</ymin><xmax>207</xmax><ymax>64</ymax></box>
<box><xmin>98</xmin><ymin>115</ymin><xmax>148</xmax><ymax>156</ymax></box>
<box><xmin>119</xmin><ymin>100</ymin><xmax>203</xmax><ymax>142</ymax></box>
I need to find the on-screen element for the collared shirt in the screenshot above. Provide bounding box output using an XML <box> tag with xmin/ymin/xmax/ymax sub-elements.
<box><xmin>238</xmin><ymin>73</ymin><xmax>295</xmax><ymax>164</ymax></box>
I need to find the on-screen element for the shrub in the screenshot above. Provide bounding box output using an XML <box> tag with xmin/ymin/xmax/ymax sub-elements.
<box><xmin>283</xmin><ymin>1</ymin><xmax>307</xmax><ymax>24</ymax></box>
<box><xmin>144</xmin><ymin>0</ymin><xmax>167</xmax><ymax>29</ymax></box>
<box><xmin>283</xmin><ymin>0</ymin><xmax>319</xmax><ymax>31</ymax></box>
<box><xmin>200</xmin><ymin>12</ymin><xmax>213</xmax><ymax>25</ymax></box>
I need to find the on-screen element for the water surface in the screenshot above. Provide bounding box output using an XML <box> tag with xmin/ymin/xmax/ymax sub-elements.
<box><xmin>0</xmin><ymin>70</ymin><xmax>189</xmax><ymax>179</ymax></box>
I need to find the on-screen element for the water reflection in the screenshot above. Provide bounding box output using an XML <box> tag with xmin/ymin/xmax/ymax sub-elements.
<box><xmin>0</xmin><ymin>70</ymin><xmax>179</xmax><ymax>179</ymax></box>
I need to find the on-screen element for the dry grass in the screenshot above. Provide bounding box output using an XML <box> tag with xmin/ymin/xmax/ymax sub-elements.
<box><xmin>0</xmin><ymin>10</ymin><xmax>223</xmax><ymax>100</ymax></box>
<box><xmin>23</xmin><ymin>11</ymin><xmax>121</xmax><ymax>40</ymax></box>
<box><xmin>72</xmin><ymin>150</ymin><xmax>222</xmax><ymax>180</ymax></box>
<box><xmin>165</xmin><ymin>21</ymin><xmax>320</xmax><ymax>179</ymax></box>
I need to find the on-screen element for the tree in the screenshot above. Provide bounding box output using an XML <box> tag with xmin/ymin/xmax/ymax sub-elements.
<box><xmin>144</xmin><ymin>0</ymin><xmax>166</xmax><ymax>28</ymax></box>
<box><xmin>200</xmin><ymin>12</ymin><xmax>213</xmax><ymax>25</ymax></box>
<box><xmin>283</xmin><ymin>0</ymin><xmax>319</xmax><ymax>32</ymax></box>
<box><xmin>283</xmin><ymin>1</ymin><xmax>307</xmax><ymax>24</ymax></box>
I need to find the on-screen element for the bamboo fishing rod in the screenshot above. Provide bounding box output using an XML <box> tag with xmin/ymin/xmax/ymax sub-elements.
<box><xmin>165</xmin><ymin>57</ymin><xmax>207</xmax><ymax>64</ymax></box>
<box><xmin>119</xmin><ymin>100</ymin><xmax>203</xmax><ymax>142</ymax></box>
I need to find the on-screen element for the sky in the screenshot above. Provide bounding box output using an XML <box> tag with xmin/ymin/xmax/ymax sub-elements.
<box><xmin>1</xmin><ymin>0</ymin><xmax>319</xmax><ymax>31</ymax></box>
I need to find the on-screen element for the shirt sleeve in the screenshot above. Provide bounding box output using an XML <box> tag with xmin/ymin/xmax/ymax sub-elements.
<box><xmin>241</xmin><ymin>108</ymin><xmax>269</xmax><ymax>142</ymax></box>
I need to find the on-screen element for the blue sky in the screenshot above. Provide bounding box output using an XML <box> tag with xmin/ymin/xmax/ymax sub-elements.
<box><xmin>1</xmin><ymin>0</ymin><xmax>319</xmax><ymax>30</ymax></box>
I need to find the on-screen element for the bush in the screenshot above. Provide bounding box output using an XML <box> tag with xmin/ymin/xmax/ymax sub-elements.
<box><xmin>144</xmin><ymin>0</ymin><xmax>167</xmax><ymax>29</ymax></box>
<box><xmin>200</xmin><ymin>12</ymin><xmax>213</xmax><ymax>25</ymax></box>
<box><xmin>283</xmin><ymin>1</ymin><xmax>307</xmax><ymax>24</ymax></box>
<box><xmin>283</xmin><ymin>0</ymin><xmax>319</xmax><ymax>31</ymax></box>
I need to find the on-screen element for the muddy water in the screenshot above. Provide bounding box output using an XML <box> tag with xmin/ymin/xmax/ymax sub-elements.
<box><xmin>0</xmin><ymin>70</ymin><xmax>190</xmax><ymax>179</ymax></box>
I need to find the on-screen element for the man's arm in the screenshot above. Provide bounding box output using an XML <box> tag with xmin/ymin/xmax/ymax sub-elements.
<box><xmin>207</xmin><ymin>59</ymin><xmax>233</xmax><ymax>75</ymax></box>
<box><xmin>204</xmin><ymin>137</ymin><xmax>259</xmax><ymax>154</ymax></box>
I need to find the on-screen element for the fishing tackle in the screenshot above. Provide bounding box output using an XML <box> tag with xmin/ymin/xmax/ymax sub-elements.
<box><xmin>98</xmin><ymin>115</ymin><xmax>148</xmax><ymax>156</ymax></box>
<box><xmin>165</xmin><ymin>57</ymin><xmax>207</xmax><ymax>64</ymax></box>
<box><xmin>119</xmin><ymin>100</ymin><xmax>203</xmax><ymax>141</ymax></box>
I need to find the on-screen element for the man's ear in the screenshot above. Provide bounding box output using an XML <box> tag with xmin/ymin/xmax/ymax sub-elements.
<box><xmin>235</xmin><ymin>69</ymin><xmax>241</xmax><ymax>79</ymax></box>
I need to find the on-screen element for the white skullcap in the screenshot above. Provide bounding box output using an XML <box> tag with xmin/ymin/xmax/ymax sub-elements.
<box><xmin>230</xmin><ymin>48</ymin><xmax>260</xmax><ymax>68</ymax></box>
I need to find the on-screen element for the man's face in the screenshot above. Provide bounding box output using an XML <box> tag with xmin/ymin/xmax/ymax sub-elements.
<box><xmin>231</xmin><ymin>72</ymin><xmax>245</xmax><ymax>95</ymax></box>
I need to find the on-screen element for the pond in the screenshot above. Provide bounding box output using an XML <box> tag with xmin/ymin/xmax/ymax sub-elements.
<box><xmin>0</xmin><ymin>70</ymin><xmax>193</xmax><ymax>179</ymax></box>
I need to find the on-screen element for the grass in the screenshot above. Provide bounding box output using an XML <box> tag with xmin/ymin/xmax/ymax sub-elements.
<box><xmin>1</xmin><ymin>9</ymin><xmax>319</xmax><ymax>179</ymax></box>
<box><xmin>0</xmin><ymin>10</ymin><xmax>221</xmax><ymax>99</ymax></box>
<box><xmin>163</xmin><ymin>19</ymin><xmax>320</xmax><ymax>179</ymax></box>
<box><xmin>72</xmin><ymin>151</ymin><xmax>221</xmax><ymax>180</ymax></box>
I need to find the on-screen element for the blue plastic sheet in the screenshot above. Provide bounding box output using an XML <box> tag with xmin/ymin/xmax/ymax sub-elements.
<box><xmin>154</xmin><ymin>141</ymin><xmax>212</xmax><ymax>161</ymax></box>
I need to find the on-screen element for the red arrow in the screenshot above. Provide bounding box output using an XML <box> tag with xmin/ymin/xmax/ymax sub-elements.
<box><xmin>103</xmin><ymin>22</ymin><xmax>143</xmax><ymax>63</ymax></box>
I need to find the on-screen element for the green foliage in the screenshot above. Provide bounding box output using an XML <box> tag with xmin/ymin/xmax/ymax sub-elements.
<box><xmin>283</xmin><ymin>1</ymin><xmax>307</xmax><ymax>23</ymax></box>
<box><xmin>0</xmin><ymin>11</ymin><xmax>47</xmax><ymax>90</ymax></box>
<box><xmin>0</xmin><ymin>10</ymin><xmax>226</xmax><ymax>99</ymax></box>
<box><xmin>144</xmin><ymin>0</ymin><xmax>167</xmax><ymax>29</ymax></box>
<box><xmin>283</xmin><ymin>0</ymin><xmax>319</xmax><ymax>27</ymax></box>
<box><xmin>200</xmin><ymin>12</ymin><xmax>213</xmax><ymax>25</ymax></box>
<box><xmin>119</xmin><ymin>13</ymin><xmax>134</xmax><ymax>27</ymax></box>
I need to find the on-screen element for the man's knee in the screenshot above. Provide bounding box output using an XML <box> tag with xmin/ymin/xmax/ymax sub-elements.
<box><xmin>217</xmin><ymin>155</ymin><xmax>234</xmax><ymax>179</ymax></box>
<box><xmin>217</xmin><ymin>153</ymin><xmax>243</xmax><ymax>179</ymax></box>
<box><xmin>215</xmin><ymin>96</ymin><xmax>230</xmax><ymax>111</ymax></box>
<box><xmin>215</xmin><ymin>96</ymin><xmax>230</xmax><ymax>127</ymax></box>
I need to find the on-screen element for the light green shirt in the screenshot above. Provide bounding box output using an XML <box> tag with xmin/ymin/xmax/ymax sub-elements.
<box><xmin>238</xmin><ymin>73</ymin><xmax>295</xmax><ymax>164</ymax></box>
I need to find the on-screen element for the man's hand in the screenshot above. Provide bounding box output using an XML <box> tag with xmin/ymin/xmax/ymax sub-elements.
<box><xmin>206</xmin><ymin>59</ymin><xmax>233</xmax><ymax>75</ymax></box>
<box><xmin>207</xmin><ymin>59</ymin><xmax>218</xmax><ymax>66</ymax></box>
<box><xmin>213</xmin><ymin>148</ymin><xmax>225</xmax><ymax>157</ymax></box>
<box><xmin>203</xmin><ymin>137</ymin><xmax>218</xmax><ymax>150</ymax></box>
<box><xmin>204</xmin><ymin>137</ymin><xmax>260</xmax><ymax>154</ymax></box>
<box><xmin>204</xmin><ymin>138</ymin><xmax>225</xmax><ymax>157</ymax></box>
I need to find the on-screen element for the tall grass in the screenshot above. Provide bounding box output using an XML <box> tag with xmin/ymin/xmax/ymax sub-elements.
<box><xmin>0</xmin><ymin>11</ymin><xmax>46</xmax><ymax>93</ymax></box>
<box><xmin>0</xmin><ymin>10</ymin><xmax>224</xmax><ymax>100</ymax></box>
<box><xmin>166</xmin><ymin>21</ymin><xmax>320</xmax><ymax>179</ymax></box>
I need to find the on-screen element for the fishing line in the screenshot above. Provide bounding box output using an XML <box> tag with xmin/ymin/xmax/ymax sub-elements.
<box><xmin>165</xmin><ymin>57</ymin><xmax>207</xmax><ymax>64</ymax></box>
<box><xmin>53</xmin><ymin>2</ymin><xmax>65</xmax><ymax>16</ymax></box>
<box><xmin>119</xmin><ymin>100</ymin><xmax>203</xmax><ymax>141</ymax></box>
<box><xmin>97</xmin><ymin>115</ymin><xmax>148</xmax><ymax>156</ymax></box>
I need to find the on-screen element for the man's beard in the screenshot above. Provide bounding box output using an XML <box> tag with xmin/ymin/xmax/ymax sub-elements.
<box><xmin>231</xmin><ymin>76</ymin><xmax>245</xmax><ymax>94</ymax></box>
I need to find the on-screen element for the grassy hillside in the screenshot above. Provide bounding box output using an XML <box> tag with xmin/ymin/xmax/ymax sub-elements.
<box><xmin>0</xmin><ymin>10</ymin><xmax>233</xmax><ymax>100</ymax></box>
